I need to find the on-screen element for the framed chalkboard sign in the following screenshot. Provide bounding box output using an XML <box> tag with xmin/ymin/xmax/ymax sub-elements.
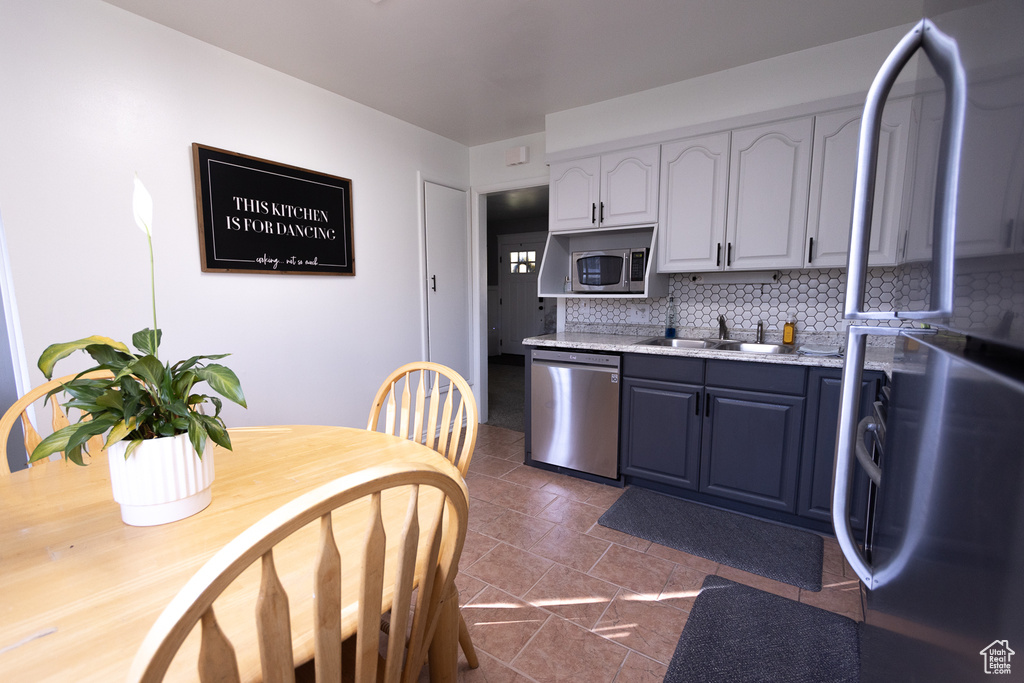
<box><xmin>192</xmin><ymin>143</ymin><xmax>354</xmax><ymax>275</ymax></box>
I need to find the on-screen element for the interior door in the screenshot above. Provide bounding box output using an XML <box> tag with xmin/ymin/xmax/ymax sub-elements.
<box><xmin>423</xmin><ymin>181</ymin><xmax>472</xmax><ymax>384</ymax></box>
<box><xmin>498</xmin><ymin>233</ymin><xmax>546</xmax><ymax>355</ymax></box>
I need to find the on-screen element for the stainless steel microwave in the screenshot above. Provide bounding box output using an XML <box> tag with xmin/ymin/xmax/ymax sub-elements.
<box><xmin>571</xmin><ymin>248</ymin><xmax>647</xmax><ymax>293</ymax></box>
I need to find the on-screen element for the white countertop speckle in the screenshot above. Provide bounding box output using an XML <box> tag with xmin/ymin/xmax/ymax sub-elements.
<box><xmin>523</xmin><ymin>332</ymin><xmax>893</xmax><ymax>372</ymax></box>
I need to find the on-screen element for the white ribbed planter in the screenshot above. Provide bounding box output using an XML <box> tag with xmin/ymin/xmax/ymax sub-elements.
<box><xmin>107</xmin><ymin>433</ymin><xmax>215</xmax><ymax>526</ymax></box>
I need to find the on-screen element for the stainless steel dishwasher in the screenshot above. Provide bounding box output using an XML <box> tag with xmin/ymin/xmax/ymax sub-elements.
<box><xmin>530</xmin><ymin>349</ymin><xmax>620</xmax><ymax>479</ymax></box>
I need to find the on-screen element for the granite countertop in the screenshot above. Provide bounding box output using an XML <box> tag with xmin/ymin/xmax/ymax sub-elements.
<box><xmin>523</xmin><ymin>331</ymin><xmax>894</xmax><ymax>372</ymax></box>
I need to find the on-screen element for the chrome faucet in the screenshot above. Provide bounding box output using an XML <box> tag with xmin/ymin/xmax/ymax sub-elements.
<box><xmin>756</xmin><ymin>320</ymin><xmax>765</xmax><ymax>343</ymax></box>
<box><xmin>717</xmin><ymin>314</ymin><xmax>728</xmax><ymax>340</ymax></box>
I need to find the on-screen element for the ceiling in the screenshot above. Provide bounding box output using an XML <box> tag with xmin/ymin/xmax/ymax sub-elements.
<box><xmin>102</xmin><ymin>0</ymin><xmax>984</xmax><ymax>148</ymax></box>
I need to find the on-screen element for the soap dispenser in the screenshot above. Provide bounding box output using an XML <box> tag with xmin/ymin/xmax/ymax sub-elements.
<box><xmin>665</xmin><ymin>296</ymin><xmax>678</xmax><ymax>338</ymax></box>
<box><xmin>782</xmin><ymin>315</ymin><xmax>796</xmax><ymax>345</ymax></box>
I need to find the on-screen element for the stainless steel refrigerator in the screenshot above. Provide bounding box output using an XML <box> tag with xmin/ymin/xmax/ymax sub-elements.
<box><xmin>832</xmin><ymin>0</ymin><xmax>1024</xmax><ymax>680</ymax></box>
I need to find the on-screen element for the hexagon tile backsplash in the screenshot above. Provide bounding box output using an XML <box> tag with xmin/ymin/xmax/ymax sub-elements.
<box><xmin>565</xmin><ymin>267</ymin><xmax>904</xmax><ymax>338</ymax></box>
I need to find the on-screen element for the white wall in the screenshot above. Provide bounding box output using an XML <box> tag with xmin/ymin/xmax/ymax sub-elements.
<box><xmin>0</xmin><ymin>0</ymin><xmax>469</xmax><ymax>430</ymax></box>
<box><xmin>545</xmin><ymin>24</ymin><xmax>920</xmax><ymax>153</ymax></box>
<box><xmin>469</xmin><ymin>132</ymin><xmax>548</xmax><ymax>189</ymax></box>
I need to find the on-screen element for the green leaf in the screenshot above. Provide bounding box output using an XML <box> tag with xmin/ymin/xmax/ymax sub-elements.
<box><xmin>187</xmin><ymin>415</ymin><xmax>207</xmax><ymax>457</ymax></box>
<box><xmin>132</xmin><ymin>328</ymin><xmax>162</xmax><ymax>356</ymax></box>
<box><xmin>94</xmin><ymin>389</ymin><xmax>125</xmax><ymax>412</ymax></box>
<box><xmin>104</xmin><ymin>417</ymin><xmax>138</xmax><ymax>449</ymax></box>
<box><xmin>30</xmin><ymin>426</ymin><xmax>75</xmax><ymax>462</ymax></box>
<box><xmin>130</xmin><ymin>354</ymin><xmax>165</xmax><ymax>387</ymax></box>
<box><xmin>166</xmin><ymin>399</ymin><xmax>191</xmax><ymax>418</ymax></box>
<box><xmin>195</xmin><ymin>364</ymin><xmax>247</xmax><ymax>408</ymax></box>
<box><xmin>199</xmin><ymin>414</ymin><xmax>232</xmax><ymax>451</ymax></box>
<box><xmin>123</xmin><ymin>439</ymin><xmax>144</xmax><ymax>459</ymax></box>
<box><xmin>60</xmin><ymin>378</ymin><xmax>114</xmax><ymax>400</ymax></box>
<box><xmin>64</xmin><ymin>415</ymin><xmax>117</xmax><ymax>455</ymax></box>
<box><xmin>65</xmin><ymin>444</ymin><xmax>85</xmax><ymax>467</ymax></box>
<box><xmin>85</xmin><ymin>343</ymin><xmax>133</xmax><ymax>369</ymax></box>
<box><xmin>172</xmin><ymin>370</ymin><xmax>198</xmax><ymax>400</ymax></box>
<box><xmin>171</xmin><ymin>354</ymin><xmax>229</xmax><ymax>375</ymax></box>
<box><xmin>37</xmin><ymin>336</ymin><xmax>130</xmax><ymax>379</ymax></box>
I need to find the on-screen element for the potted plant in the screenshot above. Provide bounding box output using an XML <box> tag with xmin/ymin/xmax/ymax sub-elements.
<box><xmin>30</xmin><ymin>176</ymin><xmax>246</xmax><ymax>526</ymax></box>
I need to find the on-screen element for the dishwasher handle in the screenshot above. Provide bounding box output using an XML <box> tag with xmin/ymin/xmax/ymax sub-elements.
<box><xmin>532</xmin><ymin>359</ymin><xmax>619</xmax><ymax>374</ymax></box>
<box><xmin>531</xmin><ymin>349</ymin><xmax>620</xmax><ymax>370</ymax></box>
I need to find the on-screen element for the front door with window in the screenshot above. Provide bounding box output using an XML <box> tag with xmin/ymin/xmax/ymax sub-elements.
<box><xmin>497</xmin><ymin>233</ymin><xmax>547</xmax><ymax>355</ymax></box>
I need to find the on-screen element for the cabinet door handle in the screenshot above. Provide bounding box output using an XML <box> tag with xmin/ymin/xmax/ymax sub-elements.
<box><xmin>716</xmin><ymin>243</ymin><xmax>722</xmax><ymax>267</ymax></box>
<box><xmin>808</xmin><ymin>237</ymin><xmax>814</xmax><ymax>264</ymax></box>
<box><xmin>726</xmin><ymin>243</ymin><xmax>733</xmax><ymax>267</ymax></box>
<box><xmin>705</xmin><ymin>393</ymin><xmax>711</xmax><ymax>418</ymax></box>
<box><xmin>600</xmin><ymin>202</ymin><xmax>605</xmax><ymax>223</ymax></box>
<box><xmin>592</xmin><ymin>203</ymin><xmax>597</xmax><ymax>224</ymax></box>
<box><xmin>695</xmin><ymin>391</ymin><xmax>700</xmax><ymax>416</ymax></box>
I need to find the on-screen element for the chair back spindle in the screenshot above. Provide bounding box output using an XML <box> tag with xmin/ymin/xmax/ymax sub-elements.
<box><xmin>0</xmin><ymin>370</ymin><xmax>114</xmax><ymax>474</ymax></box>
<box><xmin>127</xmin><ymin>462</ymin><xmax>469</xmax><ymax>683</ymax></box>
<box><xmin>367</xmin><ymin>362</ymin><xmax>477</xmax><ymax>477</ymax></box>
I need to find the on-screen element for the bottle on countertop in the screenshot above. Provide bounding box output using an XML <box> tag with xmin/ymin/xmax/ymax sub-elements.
<box><xmin>782</xmin><ymin>315</ymin><xmax>796</xmax><ymax>345</ymax></box>
<box><xmin>665</xmin><ymin>296</ymin><xmax>677</xmax><ymax>338</ymax></box>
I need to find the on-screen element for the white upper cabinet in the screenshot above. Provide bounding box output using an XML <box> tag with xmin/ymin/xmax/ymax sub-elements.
<box><xmin>726</xmin><ymin>116</ymin><xmax>814</xmax><ymax>270</ymax></box>
<box><xmin>599</xmin><ymin>146</ymin><xmax>661</xmax><ymax>227</ymax></box>
<box><xmin>549</xmin><ymin>145</ymin><xmax>660</xmax><ymax>232</ymax></box>
<box><xmin>902</xmin><ymin>91</ymin><xmax>945</xmax><ymax>262</ymax></box>
<box><xmin>658</xmin><ymin>132</ymin><xmax>731</xmax><ymax>272</ymax></box>
<box><xmin>548</xmin><ymin>156</ymin><xmax>600</xmax><ymax>232</ymax></box>
<box><xmin>807</xmin><ymin>99</ymin><xmax>912</xmax><ymax>268</ymax></box>
<box><xmin>951</xmin><ymin>76</ymin><xmax>1024</xmax><ymax>257</ymax></box>
<box><xmin>903</xmin><ymin>77</ymin><xmax>1024</xmax><ymax>262</ymax></box>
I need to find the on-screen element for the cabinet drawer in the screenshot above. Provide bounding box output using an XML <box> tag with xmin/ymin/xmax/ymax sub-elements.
<box><xmin>705</xmin><ymin>359</ymin><xmax>805</xmax><ymax>395</ymax></box>
<box><xmin>622</xmin><ymin>353</ymin><xmax>704</xmax><ymax>383</ymax></box>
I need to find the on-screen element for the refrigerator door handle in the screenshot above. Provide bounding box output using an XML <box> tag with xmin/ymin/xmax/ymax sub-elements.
<box><xmin>832</xmin><ymin>325</ymin><xmax>905</xmax><ymax>587</ymax></box>
<box><xmin>854</xmin><ymin>415</ymin><xmax>882</xmax><ymax>486</ymax></box>
<box><xmin>846</xmin><ymin>18</ymin><xmax>965</xmax><ymax>322</ymax></box>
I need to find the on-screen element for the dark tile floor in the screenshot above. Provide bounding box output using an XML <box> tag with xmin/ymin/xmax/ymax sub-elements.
<box><xmin>445</xmin><ymin>423</ymin><xmax>862</xmax><ymax>682</ymax></box>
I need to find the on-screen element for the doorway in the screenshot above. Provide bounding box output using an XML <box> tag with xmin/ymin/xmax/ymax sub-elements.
<box><xmin>497</xmin><ymin>232</ymin><xmax>547</xmax><ymax>356</ymax></box>
<box><xmin>483</xmin><ymin>186</ymin><xmax>549</xmax><ymax>432</ymax></box>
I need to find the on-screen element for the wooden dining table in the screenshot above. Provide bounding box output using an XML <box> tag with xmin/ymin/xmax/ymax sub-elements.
<box><xmin>0</xmin><ymin>425</ymin><xmax>465</xmax><ymax>682</ymax></box>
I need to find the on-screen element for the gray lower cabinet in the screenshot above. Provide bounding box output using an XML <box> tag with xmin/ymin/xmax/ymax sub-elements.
<box><xmin>620</xmin><ymin>353</ymin><xmax>882</xmax><ymax>532</ymax></box>
<box><xmin>620</xmin><ymin>354</ymin><xmax>806</xmax><ymax>515</ymax></box>
<box><xmin>798</xmin><ymin>367</ymin><xmax>883</xmax><ymax>530</ymax></box>
<box><xmin>700</xmin><ymin>386</ymin><xmax>804</xmax><ymax>513</ymax></box>
<box><xmin>620</xmin><ymin>353</ymin><xmax>704</xmax><ymax>489</ymax></box>
<box><xmin>700</xmin><ymin>360</ymin><xmax>805</xmax><ymax>513</ymax></box>
<box><xmin>620</xmin><ymin>377</ymin><xmax>702</xmax><ymax>489</ymax></box>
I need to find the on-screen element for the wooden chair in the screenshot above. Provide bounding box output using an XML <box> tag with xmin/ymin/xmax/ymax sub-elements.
<box><xmin>366</xmin><ymin>362</ymin><xmax>478</xmax><ymax>477</ymax></box>
<box><xmin>0</xmin><ymin>370</ymin><xmax>114</xmax><ymax>475</ymax></box>
<box><xmin>366</xmin><ymin>362</ymin><xmax>480</xmax><ymax>668</ymax></box>
<box><xmin>127</xmin><ymin>461</ymin><xmax>470</xmax><ymax>683</ymax></box>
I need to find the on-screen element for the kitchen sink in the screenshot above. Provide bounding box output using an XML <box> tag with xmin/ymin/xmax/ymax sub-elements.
<box><xmin>634</xmin><ymin>337</ymin><xmax>722</xmax><ymax>349</ymax></box>
<box><xmin>715</xmin><ymin>341</ymin><xmax>798</xmax><ymax>354</ymax></box>
<box><xmin>633</xmin><ymin>337</ymin><xmax>798</xmax><ymax>354</ymax></box>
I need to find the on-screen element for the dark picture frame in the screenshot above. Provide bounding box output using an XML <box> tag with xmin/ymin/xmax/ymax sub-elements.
<box><xmin>192</xmin><ymin>143</ymin><xmax>354</xmax><ymax>275</ymax></box>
